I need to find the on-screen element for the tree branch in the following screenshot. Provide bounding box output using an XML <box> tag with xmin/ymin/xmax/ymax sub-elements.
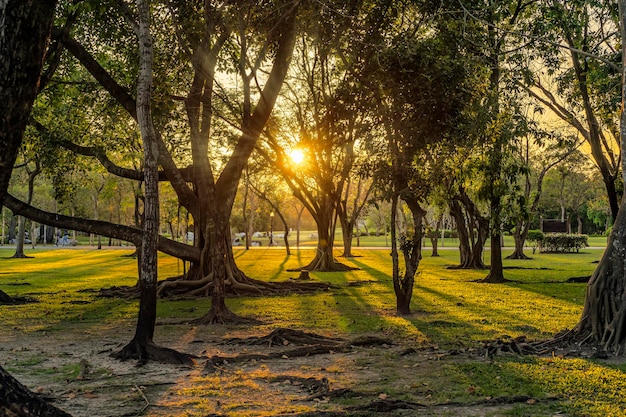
<box><xmin>3</xmin><ymin>194</ymin><xmax>200</xmax><ymax>262</ymax></box>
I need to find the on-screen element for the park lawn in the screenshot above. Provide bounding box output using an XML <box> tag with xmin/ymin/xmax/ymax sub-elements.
<box><xmin>1</xmin><ymin>246</ymin><xmax>623</xmax><ymax>416</ymax></box>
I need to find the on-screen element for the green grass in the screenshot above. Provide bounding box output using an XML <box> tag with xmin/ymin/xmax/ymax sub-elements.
<box><xmin>0</xmin><ymin>246</ymin><xmax>619</xmax><ymax>416</ymax></box>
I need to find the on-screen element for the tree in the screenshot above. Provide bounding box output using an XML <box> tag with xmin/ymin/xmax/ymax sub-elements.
<box><xmin>524</xmin><ymin>0</ymin><xmax>621</xmax><ymax>222</ymax></box>
<box><xmin>337</xmin><ymin>172</ymin><xmax>374</xmax><ymax>257</ymax></box>
<box><xmin>258</xmin><ymin>3</ymin><xmax>379</xmax><ymax>271</ymax></box>
<box><xmin>109</xmin><ymin>0</ymin><xmax>192</xmax><ymax>365</ymax></box>
<box><xmin>507</xmin><ymin>125</ymin><xmax>578</xmax><ymax>259</ymax></box>
<box><xmin>568</xmin><ymin>0</ymin><xmax>626</xmax><ymax>355</ymax></box>
<box><xmin>5</xmin><ymin>0</ymin><xmax>303</xmax><ymax>323</ymax></box>
<box><xmin>374</xmin><ymin>2</ymin><xmax>485</xmax><ymax>314</ymax></box>
<box><xmin>11</xmin><ymin>158</ymin><xmax>41</xmax><ymax>258</ymax></box>
<box><xmin>0</xmin><ymin>0</ymin><xmax>76</xmax><ymax>416</ymax></box>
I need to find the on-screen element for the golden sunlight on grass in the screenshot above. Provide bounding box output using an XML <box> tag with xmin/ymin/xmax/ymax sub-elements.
<box><xmin>0</xmin><ymin>247</ymin><xmax>621</xmax><ymax>416</ymax></box>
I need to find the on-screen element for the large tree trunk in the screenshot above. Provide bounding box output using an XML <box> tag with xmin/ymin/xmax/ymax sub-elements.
<box><xmin>299</xmin><ymin>205</ymin><xmax>355</xmax><ymax>272</ymax></box>
<box><xmin>574</xmin><ymin>200</ymin><xmax>626</xmax><ymax>353</ymax></box>
<box><xmin>0</xmin><ymin>0</ymin><xmax>71</xmax><ymax>414</ymax></box>
<box><xmin>0</xmin><ymin>365</ymin><xmax>72</xmax><ymax>417</ymax></box>
<box><xmin>0</xmin><ymin>0</ymin><xmax>56</xmax><ymax>207</ymax></box>
<box><xmin>571</xmin><ymin>0</ymin><xmax>626</xmax><ymax>354</ymax></box>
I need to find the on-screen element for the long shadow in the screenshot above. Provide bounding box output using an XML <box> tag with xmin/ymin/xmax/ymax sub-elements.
<box><xmin>268</xmin><ymin>253</ymin><xmax>291</xmax><ymax>282</ymax></box>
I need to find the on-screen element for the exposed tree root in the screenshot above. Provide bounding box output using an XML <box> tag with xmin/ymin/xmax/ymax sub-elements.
<box><xmin>480</xmin><ymin>335</ymin><xmax>543</xmax><ymax>357</ymax></box>
<box><xmin>188</xmin><ymin>309</ymin><xmax>262</xmax><ymax>326</ymax></box>
<box><xmin>0</xmin><ymin>289</ymin><xmax>36</xmax><ymax>305</ymax></box>
<box><xmin>305</xmin><ymin>388</ymin><xmax>362</xmax><ymax>401</ymax></box>
<box><xmin>505</xmin><ymin>252</ymin><xmax>531</xmax><ymax>260</ymax></box>
<box><xmin>269</xmin><ymin>375</ymin><xmax>330</xmax><ymax>396</ymax></box>
<box><xmin>221</xmin><ymin>328</ymin><xmax>345</xmax><ymax>347</ymax></box>
<box><xmin>203</xmin><ymin>330</ymin><xmax>393</xmax><ymax>373</ymax></box>
<box><xmin>477</xmin><ymin>329</ymin><xmax>615</xmax><ymax>358</ymax></box>
<box><xmin>567</xmin><ymin>275</ymin><xmax>591</xmax><ymax>283</ymax></box>
<box><xmin>10</xmin><ymin>253</ymin><xmax>34</xmax><ymax>259</ymax></box>
<box><xmin>348</xmin><ymin>399</ymin><xmax>426</xmax><ymax>412</ymax></box>
<box><xmin>98</xmin><ymin>285</ymin><xmax>140</xmax><ymax>299</ymax></box>
<box><xmin>98</xmin><ymin>275</ymin><xmax>336</xmax><ymax>300</ymax></box>
<box><xmin>111</xmin><ymin>340</ymin><xmax>196</xmax><ymax>366</ymax></box>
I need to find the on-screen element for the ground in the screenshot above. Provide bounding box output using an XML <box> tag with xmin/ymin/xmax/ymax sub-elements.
<box><xmin>0</xmin><ymin>319</ymin><xmax>569</xmax><ymax>417</ymax></box>
<box><xmin>0</xmin><ymin>247</ymin><xmax>615</xmax><ymax>416</ymax></box>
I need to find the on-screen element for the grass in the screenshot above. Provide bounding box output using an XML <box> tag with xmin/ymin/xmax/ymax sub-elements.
<box><xmin>0</xmin><ymin>245</ymin><xmax>620</xmax><ymax>416</ymax></box>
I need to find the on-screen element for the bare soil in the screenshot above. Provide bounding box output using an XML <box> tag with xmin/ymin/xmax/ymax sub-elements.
<box><xmin>0</xmin><ymin>321</ymin><xmax>548</xmax><ymax>417</ymax></box>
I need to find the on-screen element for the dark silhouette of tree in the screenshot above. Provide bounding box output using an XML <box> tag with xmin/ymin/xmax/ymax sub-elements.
<box><xmin>0</xmin><ymin>0</ymin><xmax>76</xmax><ymax>416</ymax></box>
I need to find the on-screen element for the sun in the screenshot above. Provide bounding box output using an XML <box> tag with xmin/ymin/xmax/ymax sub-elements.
<box><xmin>289</xmin><ymin>149</ymin><xmax>305</xmax><ymax>165</ymax></box>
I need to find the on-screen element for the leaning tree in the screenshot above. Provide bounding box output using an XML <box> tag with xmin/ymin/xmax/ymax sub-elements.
<box><xmin>5</xmin><ymin>0</ymin><xmax>304</xmax><ymax>323</ymax></box>
<box><xmin>0</xmin><ymin>0</ymin><xmax>76</xmax><ymax>415</ymax></box>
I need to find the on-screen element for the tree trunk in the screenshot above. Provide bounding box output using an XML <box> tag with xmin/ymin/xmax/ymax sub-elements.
<box><xmin>571</xmin><ymin>0</ymin><xmax>626</xmax><ymax>354</ymax></box>
<box><xmin>481</xmin><ymin>191</ymin><xmax>506</xmax><ymax>283</ymax></box>
<box><xmin>0</xmin><ymin>365</ymin><xmax>72</xmax><ymax>417</ymax></box>
<box><xmin>390</xmin><ymin>195</ymin><xmax>425</xmax><ymax>316</ymax></box>
<box><xmin>11</xmin><ymin>216</ymin><xmax>28</xmax><ymax>258</ymax></box>
<box><xmin>449</xmin><ymin>191</ymin><xmax>487</xmax><ymax>269</ymax></box>
<box><xmin>507</xmin><ymin>222</ymin><xmax>531</xmax><ymax>260</ymax></box>
<box><xmin>113</xmin><ymin>0</ymin><xmax>191</xmax><ymax>365</ymax></box>
<box><xmin>575</xmin><ymin>199</ymin><xmax>626</xmax><ymax>353</ymax></box>
<box><xmin>429</xmin><ymin>217</ymin><xmax>441</xmax><ymax>257</ymax></box>
<box><xmin>0</xmin><ymin>0</ymin><xmax>56</xmax><ymax>207</ymax></box>
<box><xmin>0</xmin><ymin>0</ymin><xmax>72</xmax><ymax>413</ymax></box>
<box><xmin>299</xmin><ymin>208</ymin><xmax>354</xmax><ymax>272</ymax></box>
<box><xmin>481</xmin><ymin>229</ymin><xmax>506</xmax><ymax>283</ymax></box>
<box><xmin>340</xmin><ymin>214</ymin><xmax>355</xmax><ymax>257</ymax></box>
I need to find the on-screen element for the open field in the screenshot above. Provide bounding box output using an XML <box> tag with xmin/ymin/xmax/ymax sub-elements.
<box><xmin>0</xmin><ymin>246</ymin><xmax>624</xmax><ymax>416</ymax></box>
<box><xmin>20</xmin><ymin>230</ymin><xmax>609</xmax><ymax>250</ymax></box>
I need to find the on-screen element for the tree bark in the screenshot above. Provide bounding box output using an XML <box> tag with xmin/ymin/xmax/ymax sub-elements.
<box><xmin>0</xmin><ymin>365</ymin><xmax>72</xmax><ymax>417</ymax></box>
<box><xmin>449</xmin><ymin>190</ymin><xmax>488</xmax><ymax>269</ymax></box>
<box><xmin>0</xmin><ymin>0</ymin><xmax>78</xmax><ymax>414</ymax></box>
<box><xmin>0</xmin><ymin>0</ymin><xmax>56</xmax><ymax>207</ymax></box>
<box><xmin>112</xmin><ymin>0</ymin><xmax>193</xmax><ymax>365</ymax></box>
<box><xmin>571</xmin><ymin>0</ymin><xmax>626</xmax><ymax>354</ymax></box>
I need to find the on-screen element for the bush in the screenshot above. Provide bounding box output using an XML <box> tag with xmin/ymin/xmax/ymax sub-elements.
<box><xmin>443</xmin><ymin>230</ymin><xmax>458</xmax><ymax>239</ymax></box>
<box><xmin>540</xmin><ymin>233</ymin><xmax>588</xmax><ymax>253</ymax></box>
<box><xmin>526</xmin><ymin>230</ymin><xmax>544</xmax><ymax>254</ymax></box>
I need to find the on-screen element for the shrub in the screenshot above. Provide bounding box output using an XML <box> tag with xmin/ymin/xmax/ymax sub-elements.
<box><xmin>526</xmin><ymin>230</ymin><xmax>544</xmax><ymax>254</ymax></box>
<box><xmin>540</xmin><ymin>233</ymin><xmax>588</xmax><ymax>253</ymax></box>
<box><xmin>443</xmin><ymin>230</ymin><xmax>458</xmax><ymax>239</ymax></box>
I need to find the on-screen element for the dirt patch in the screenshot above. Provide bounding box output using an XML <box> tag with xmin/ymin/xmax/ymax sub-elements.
<box><xmin>0</xmin><ymin>323</ymin><xmax>551</xmax><ymax>416</ymax></box>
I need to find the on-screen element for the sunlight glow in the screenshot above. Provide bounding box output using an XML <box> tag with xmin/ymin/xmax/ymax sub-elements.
<box><xmin>289</xmin><ymin>149</ymin><xmax>305</xmax><ymax>165</ymax></box>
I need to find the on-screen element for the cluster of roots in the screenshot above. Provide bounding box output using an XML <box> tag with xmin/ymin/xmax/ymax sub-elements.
<box><xmin>98</xmin><ymin>273</ymin><xmax>336</xmax><ymax>299</ymax></box>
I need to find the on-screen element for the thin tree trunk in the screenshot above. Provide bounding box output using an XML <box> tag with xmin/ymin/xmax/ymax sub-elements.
<box><xmin>113</xmin><ymin>0</ymin><xmax>191</xmax><ymax>365</ymax></box>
